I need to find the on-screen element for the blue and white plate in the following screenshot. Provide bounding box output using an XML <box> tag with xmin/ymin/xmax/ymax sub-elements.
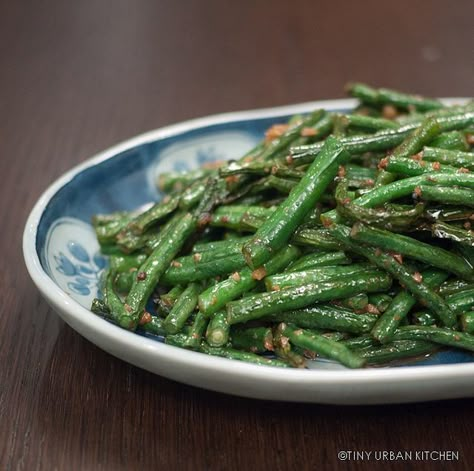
<box><xmin>23</xmin><ymin>98</ymin><xmax>474</xmax><ymax>404</ymax></box>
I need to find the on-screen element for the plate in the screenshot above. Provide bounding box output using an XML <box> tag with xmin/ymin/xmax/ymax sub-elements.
<box><xmin>23</xmin><ymin>98</ymin><xmax>474</xmax><ymax>404</ymax></box>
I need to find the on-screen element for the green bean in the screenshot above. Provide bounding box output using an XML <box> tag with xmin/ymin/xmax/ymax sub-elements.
<box><xmin>184</xmin><ymin>312</ymin><xmax>209</xmax><ymax>348</ymax></box>
<box><xmin>192</xmin><ymin>236</ymin><xmax>251</xmax><ymax>253</ymax></box>
<box><xmin>218</xmin><ymin>161</ymin><xmax>270</xmax><ymax>178</ymax></box>
<box><xmin>352</xmin><ymin>104</ymin><xmax>382</xmax><ymax>117</ymax></box>
<box><xmin>332</xmin><ymin>114</ymin><xmax>348</xmax><ymax>137</ymax></box>
<box><xmin>264</xmin><ymin>264</ymin><xmax>377</xmax><ymax>291</ymax></box>
<box><xmin>371</xmin><ymin>270</ymin><xmax>448</xmax><ymax>343</ymax></box>
<box><xmin>116</xmin><ymin>225</ymin><xmax>161</xmax><ymax>254</ymax></box>
<box><xmin>265</xmin><ymin>175</ymin><xmax>298</xmax><ymax>194</ymax></box>
<box><xmin>291</xmin><ymin>227</ymin><xmax>343</xmax><ymax>250</ymax></box>
<box><xmin>280</xmin><ymin>111</ymin><xmax>334</xmax><ymax>153</ymax></box>
<box><xmin>430</xmin><ymin>131</ymin><xmax>468</xmax><ymax>151</ymax></box>
<box><xmin>109</xmin><ymin>253</ymin><xmax>147</xmax><ymax>273</ymax></box>
<box><xmin>250</xmin><ymin>176</ymin><xmax>294</xmax><ymax>195</ymax></box>
<box><xmin>368</xmin><ymin>294</ymin><xmax>393</xmax><ymax>313</ymax></box>
<box><xmin>341</xmin><ymin>335</ymin><xmax>376</xmax><ymax>350</ymax></box>
<box><xmin>240</xmin><ymin>212</ymin><xmax>345</xmax><ymax>249</ymax></box>
<box><xmin>396</xmin><ymin>104</ymin><xmax>474</xmax><ymax>125</ymax></box>
<box><xmin>259</xmin><ymin>109</ymin><xmax>325</xmax><ymax>161</ymax></box>
<box><xmin>209</xmin><ymin>205</ymin><xmax>273</xmax><ymax>230</ymax></box>
<box><xmin>323</xmin><ymin>173</ymin><xmax>474</xmax><ymax>223</ymax></box>
<box><xmin>439</xmin><ymin>280</ymin><xmax>474</xmax><ymax>297</ymax></box>
<box><xmin>206</xmin><ymin>310</ymin><xmax>231</xmax><ymax>347</ymax></box>
<box><xmin>165</xmin><ymin>332</ymin><xmax>194</xmax><ymax>348</ymax></box>
<box><xmin>231</xmin><ymin>327</ymin><xmax>274</xmax><ymax>353</ymax></box>
<box><xmin>345</xmin><ymin>163</ymin><xmax>377</xmax><ymax>180</ymax></box>
<box><xmin>242</xmin><ymin>136</ymin><xmax>349</xmax><ymax>268</ymax></box>
<box><xmin>139</xmin><ymin>315</ymin><xmax>167</xmax><ymax>336</ymax></box>
<box><xmin>383</xmin><ymin>156</ymin><xmax>458</xmax><ymax>176</ymax></box>
<box><xmin>390</xmin><ymin>118</ymin><xmax>441</xmax><ymax>159</ymax></box>
<box><xmin>394</xmin><ymin>110</ymin><xmax>446</xmax><ymax>125</ymax></box>
<box><xmin>116</xmin><ymin>211</ymin><xmax>178</xmax><ymax>255</ymax></box>
<box><xmin>126</xmin><ymin>197</ymin><xmax>179</xmax><ymax>235</ymax></box>
<box><xmin>91</xmin><ymin>90</ymin><xmax>474</xmax><ymax>369</ymax></box>
<box><xmin>179</xmin><ymin>178</ymin><xmax>208</xmax><ymax>210</ymax></box>
<box><xmin>335</xmin><ymin>180</ymin><xmax>425</xmax><ymax>230</ymax></box>
<box><xmin>302</xmin><ymin>111</ymin><xmax>334</xmax><ymax>142</ymax></box>
<box><xmin>113</xmin><ymin>270</ymin><xmax>135</xmax><ymax>295</ymax></box>
<box><xmin>356</xmin><ymin>340</ymin><xmax>437</xmax><ymax>365</ymax></box>
<box><xmin>279</xmin><ymin>323</ymin><xmax>366</xmax><ymax>368</ymax></box>
<box><xmin>192</xmin><ymin>245</ymin><xmax>248</xmax><ymax>265</ymax></box>
<box><xmin>237</xmin><ymin>212</ymin><xmax>264</xmax><ymax>232</ymax></box>
<box><xmin>162</xmin><ymin>252</ymin><xmax>246</xmax><ymax>285</ymax></box>
<box><xmin>286</xmin><ymin>251</ymin><xmax>351</xmax><ymax>272</ymax></box>
<box><xmin>91</xmin><ymin>297</ymin><xmax>111</xmax><ymax>318</ymax></box>
<box><xmin>416</xmin><ymin>185</ymin><xmax>474</xmax><ymax>208</ymax></box>
<box><xmin>198</xmin><ymin>245</ymin><xmax>299</xmax><ymax>316</ymax></box>
<box><xmin>227</xmin><ymin>270</ymin><xmax>391</xmax><ymax>325</ymax></box>
<box><xmin>91</xmin><ymin>271</ymin><xmax>132</xmax><ymax>328</ymax></box>
<box><xmin>277</xmin><ymin>113</ymin><xmax>334</xmax><ymax>160</ymax></box>
<box><xmin>123</xmin><ymin>183</ymin><xmax>219</xmax><ymax>329</ymax></box>
<box><xmin>321</xmin><ymin>331</ymin><xmax>351</xmax><ymax>342</ymax></box>
<box><xmin>98</xmin><ymin>244</ymin><xmax>127</xmax><ymax>256</ymax></box>
<box><xmin>157</xmin><ymin>168</ymin><xmax>215</xmax><ymax>193</ymax></box>
<box><xmin>339</xmin><ymin>293</ymin><xmax>369</xmax><ymax>311</ymax></box>
<box><xmin>199</xmin><ymin>343</ymin><xmax>290</xmax><ymax>367</ymax></box>
<box><xmin>328</xmin><ymin>223</ymin><xmax>456</xmax><ymax>327</ymax></box>
<box><xmin>262</xmin><ymin>305</ymin><xmax>378</xmax><ymax>334</ymax></box>
<box><xmin>460</xmin><ymin>312</ymin><xmax>474</xmax><ymax>334</ymax></box>
<box><xmin>160</xmin><ymin>285</ymin><xmax>185</xmax><ymax>307</ymax></box>
<box><xmin>343</xmin><ymin>113</ymin><xmax>399</xmax><ymax>131</ymax></box>
<box><xmin>422</xmin><ymin>147</ymin><xmax>474</xmax><ymax>170</ymax></box>
<box><xmin>145</xmin><ymin>211</ymin><xmax>186</xmax><ymax>252</ymax></box>
<box><xmin>445</xmin><ymin>288</ymin><xmax>474</xmax><ymax>314</ymax></box>
<box><xmin>220</xmin><ymin>160</ymin><xmax>304</xmax><ymax>180</ymax></box>
<box><xmin>392</xmin><ymin>326</ymin><xmax>474</xmax><ymax>352</ymax></box>
<box><xmin>373</xmin><ymin>170</ymin><xmax>396</xmax><ymax>188</ymax></box>
<box><xmin>302</xmin><ymin>205</ymin><xmax>325</xmax><ymax>224</ymax></box>
<box><xmin>163</xmin><ymin>283</ymin><xmax>200</xmax><ymax>334</ymax></box>
<box><xmin>346</xmin><ymin>83</ymin><xmax>444</xmax><ymax>111</ymax></box>
<box><xmin>121</xmin><ymin>213</ymin><xmax>198</xmax><ymax>329</ymax></box>
<box><xmin>290</xmin><ymin>111</ymin><xmax>474</xmax><ymax>165</ymax></box>
<box><xmin>290</xmin><ymin>128</ymin><xmax>408</xmax><ymax>165</ymax></box>
<box><xmin>350</xmin><ymin>223</ymin><xmax>473</xmax><ymax>279</ymax></box>
<box><xmin>272</xmin><ymin>325</ymin><xmax>306</xmax><ymax>368</ymax></box>
<box><xmin>92</xmin><ymin>211</ymin><xmax>130</xmax><ymax>227</ymax></box>
<box><xmin>93</xmin><ymin>214</ymin><xmax>133</xmax><ymax>244</ymax></box>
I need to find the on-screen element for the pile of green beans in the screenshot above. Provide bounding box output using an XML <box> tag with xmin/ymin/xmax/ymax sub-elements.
<box><xmin>91</xmin><ymin>83</ymin><xmax>474</xmax><ymax>369</ymax></box>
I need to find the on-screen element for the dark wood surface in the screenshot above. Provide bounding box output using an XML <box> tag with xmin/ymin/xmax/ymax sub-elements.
<box><xmin>1</xmin><ymin>1</ymin><xmax>473</xmax><ymax>469</ymax></box>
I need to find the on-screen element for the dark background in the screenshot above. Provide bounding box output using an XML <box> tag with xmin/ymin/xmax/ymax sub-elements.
<box><xmin>1</xmin><ymin>1</ymin><xmax>473</xmax><ymax>470</ymax></box>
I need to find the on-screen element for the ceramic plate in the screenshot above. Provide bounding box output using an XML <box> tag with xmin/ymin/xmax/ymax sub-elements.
<box><xmin>23</xmin><ymin>98</ymin><xmax>474</xmax><ymax>404</ymax></box>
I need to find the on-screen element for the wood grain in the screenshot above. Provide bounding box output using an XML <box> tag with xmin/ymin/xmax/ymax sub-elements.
<box><xmin>1</xmin><ymin>0</ymin><xmax>473</xmax><ymax>469</ymax></box>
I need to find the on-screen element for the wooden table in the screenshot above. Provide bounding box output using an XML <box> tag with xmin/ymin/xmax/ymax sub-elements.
<box><xmin>2</xmin><ymin>1</ymin><xmax>473</xmax><ymax>469</ymax></box>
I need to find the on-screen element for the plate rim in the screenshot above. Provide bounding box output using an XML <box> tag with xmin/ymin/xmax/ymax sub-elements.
<box><xmin>23</xmin><ymin>97</ymin><xmax>474</xmax><ymax>401</ymax></box>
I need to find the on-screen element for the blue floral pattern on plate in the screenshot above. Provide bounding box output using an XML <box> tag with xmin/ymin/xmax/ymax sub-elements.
<box><xmin>44</xmin><ymin>217</ymin><xmax>107</xmax><ymax>308</ymax></box>
<box><xmin>54</xmin><ymin>241</ymin><xmax>106</xmax><ymax>296</ymax></box>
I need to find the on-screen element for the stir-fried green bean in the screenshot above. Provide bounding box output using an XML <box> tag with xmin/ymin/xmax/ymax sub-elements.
<box><xmin>242</xmin><ymin>136</ymin><xmax>349</xmax><ymax>268</ymax></box>
<box><xmin>90</xmin><ymin>83</ymin><xmax>474</xmax><ymax>369</ymax></box>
